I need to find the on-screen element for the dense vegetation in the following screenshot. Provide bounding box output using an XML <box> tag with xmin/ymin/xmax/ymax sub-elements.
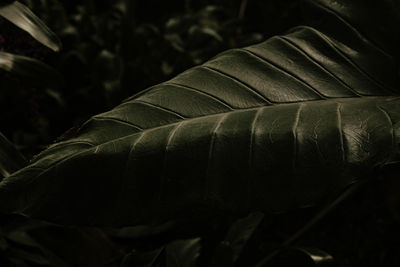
<box><xmin>1</xmin><ymin>0</ymin><xmax>303</xmax><ymax>155</ymax></box>
<box><xmin>0</xmin><ymin>0</ymin><xmax>400</xmax><ymax>266</ymax></box>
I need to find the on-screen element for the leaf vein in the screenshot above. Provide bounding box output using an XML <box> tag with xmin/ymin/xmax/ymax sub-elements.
<box><xmin>200</xmin><ymin>65</ymin><xmax>274</xmax><ymax>104</ymax></box>
<box><xmin>239</xmin><ymin>48</ymin><xmax>326</xmax><ymax>99</ymax></box>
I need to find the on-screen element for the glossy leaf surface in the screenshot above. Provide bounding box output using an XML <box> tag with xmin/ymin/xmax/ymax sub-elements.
<box><xmin>264</xmin><ymin>247</ymin><xmax>335</xmax><ymax>267</ymax></box>
<box><xmin>0</xmin><ymin>0</ymin><xmax>399</xmax><ymax>226</ymax></box>
<box><xmin>0</xmin><ymin>1</ymin><xmax>61</xmax><ymax>51</ymax></box>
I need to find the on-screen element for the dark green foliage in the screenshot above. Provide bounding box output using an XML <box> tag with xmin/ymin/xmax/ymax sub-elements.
<box><xmin>0</xmin><ymin>0</ymin><xmax>400</xmax><ymax>266</ymax></box>
<box><xmin>265</xmin><ymin>247</ymin><xmax>335</xmax><ymax>267</ymax></box>
<box><xmin>0</xmin><ymin>51</ymin><xmax>63</xmax><ymax>89</ymax></box>
<box><xmin>120</xmin><ymin>247</ymin><xmax>163</xmax><ymax>267</ymax></box>
<box><xmin>1</xmin><ymin>0</ymin><xmax>399</xmax><ymax>227</ymax></box>
<box><xmin>0</xmin><ymin>132</ymin><xmax>26</xmax><ymax>178</ymax></box>
<box><xmin>166</xmin><ymin>238</ymin><xmax>201</xmax><ymax>267</ymax></box>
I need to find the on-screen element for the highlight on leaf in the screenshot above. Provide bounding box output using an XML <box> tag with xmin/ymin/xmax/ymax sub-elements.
<box><xmin>0</xmin><ymin>51</ymin><xmax>63</xmax><ymax>89</ymax></box>
<box><xmin>0</xmin><ymin>1</ymin><xmax>61</xmax><ymax>52</ymax></box>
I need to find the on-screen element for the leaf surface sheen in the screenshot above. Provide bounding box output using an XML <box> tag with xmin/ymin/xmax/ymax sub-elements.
<box><xmin>0</xmin><ymin>0</ymin><xmax>399</xmax><ymax>226</ymax></box>
<box><xmin>0</xmin><ymin>1</ymin><xmax>61</xmax><ymax>51</ymax></box>
<box><xmin>0</xmin><ymin>52</ymin><xmax>64</xmax><ymax>88</ymax></box>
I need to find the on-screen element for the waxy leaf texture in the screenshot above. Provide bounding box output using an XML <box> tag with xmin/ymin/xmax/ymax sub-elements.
<box><xmin>0</xmin><ymin>0</ymin><xmax>399</xmax><ymax>226</ymax></box>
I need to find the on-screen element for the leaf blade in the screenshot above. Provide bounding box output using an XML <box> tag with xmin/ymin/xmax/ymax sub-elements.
<box><xmin>0</xmin><ymin>132</ymin><xmax>27</xmax><ymax>178</ymax></box>
<box><xmin>0</xmin><ymin>51</ymin><xmax>64</xmax><ymax>89</ymax></box>
<box><xmin>166</xmin><ymin>238</ymin><xmax>201</xmax><ymax>267</ymax></box>
<box><xmin>0</xmin><ymin>1</ymin><xmax>399</xmax><ymax>227</ymax></box>
<box><xmin>0</xmin><ymin>1</ymin><xmax>61</xmax><ymax>51</ymax></box>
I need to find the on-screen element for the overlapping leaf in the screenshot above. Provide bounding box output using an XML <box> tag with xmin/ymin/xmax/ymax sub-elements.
<box><xmin>0</xmin><ymin>0</ymin><xmax>399</xmax><ymax>227</ymax></box>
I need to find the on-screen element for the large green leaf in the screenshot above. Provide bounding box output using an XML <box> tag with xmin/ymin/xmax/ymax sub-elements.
<box><xmin>0</xmin><ymin>0</ymin><xmax>399</xmax><ymax>226</ymax></box>
<box><xmin>0</xmin><ymin>1</ymin><xmax>61</xmax><ymax>51</ymax></box>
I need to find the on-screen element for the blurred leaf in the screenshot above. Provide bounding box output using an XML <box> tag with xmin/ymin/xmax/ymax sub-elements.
<box><xmin>92</xmin><ymin>49</ymin><xmax>121</xmax><ymax>82</ymax></box>
<box><xmin>121</xmin><ymin>247</ymin><xmax>164</xmax><ymax>267</ymax></box>
<box><xmin>195</xmin><ymin>26</ymin><xmax>223</xmax><ymax>42</ymax></box>
<box><xmin>266</xmin><ymin>247</ymin><xmax>335</xmax><ymax>267</ymax></box>
<box><xmin>107</xmin><ymin>220</ymin><xmax>176</xmax><ymax>239</ymax></box>
<box><xmin>0</xmin><ymin>131</ymin><xmax>27</xmax><ymax>178</ymax></box>
<box><xmin>29</xmin><ymin>226</ymin><xmax>121</xmax><ymax>267</ymax></box>
<box><xmin>225</xmin><ymin>212</ymin><xmax>264</xmax><ymax>261</ymax></box>
<box><xmin>0</xmin><ymin>1</ymin><xmax>61</xmax><ymax>51</ymax></box>
<box><xmin>166</xmin><ymin>237</ymin><xmax>201</xmax><ymax>267</ymax></box>
<box><xmin>6</xmin><ymin>246</ymin><xmax>50</xmax><ymax>266</ymax></box>
<box><xmin>0</xmin><ymin>51</ymin><xmax>64</xmax><ymax>89</ymax></box>
<box><xmin>165</xmin><ymin>33</ymin><xmax>185</xmax><ymax>52</ymax></box>
<box><xmin>210</xmin><ymin>241</ymin><xmax>234</xmax><ymax>267</ymax></box>
<box><xmin>6</xmin><ymin>230</ymin><xmax>69</xmax><ymax>267</ymax></box>
<box><xmin>45</xmin><ymin>89</ymin><xmax>65</xmax><ymax>107</ymax></box>
<box><xmin>210</xmin><ymin>212</ymin><xmax>263</xmax><ymax>266</ymax></box>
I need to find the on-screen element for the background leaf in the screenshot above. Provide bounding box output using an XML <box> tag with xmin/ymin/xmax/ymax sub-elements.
<box><xmin>0</xmin><ymin>132</ymin><xmax>26</xmax><ymax>178</ymax></box>
<box><xmin>0</xmin><ymin>51</ymin><xmax>63</xmax><ymax>89</ymax></box>
<box><xmin>166</xmin><ymin>237</ymin><xmax>201</xmax><ymax>267</ymax></box>
<box><xmin>224</xmin><ymin>212</ymin><xmax>264</xmax><ymax>262</ymax></box>
<box><xmin>0</xmin><ymin>1</ymin><xmax>61</xmax><ymax>51</ymax></box>
<box><xmin>265</xmin><ymin>247</ymin><xmax>335</xmax><ymax>267</ymax></box>
<box><xmin>120</xmin><ymin>247</ymin><xmax>164</xmax><ymax>267</ymax></box>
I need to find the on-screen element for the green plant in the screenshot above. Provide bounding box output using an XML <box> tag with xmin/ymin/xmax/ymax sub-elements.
<box><xmin>1</xmin><ymin>0</ymin><xmax>400</xmax><ymax>266</ymax></box>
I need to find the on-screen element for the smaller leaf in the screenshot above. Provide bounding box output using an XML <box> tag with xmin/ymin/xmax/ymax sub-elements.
<box><xmin>121</xmin><ymin>247</ymin><xmax>164</xmax><ymax>267</ymax></box>
<box><xmin>224</xmin><ymin>212</ymin><xmax>264</xmax><ymax>262</ymax></box>
<box><xmin>107</xmin><ymin>220</ymin><xmax>176</xmax><ymax>239</ymax></box>
<box><xmin>166</xmin><ymin>237</ymin><xmax>201</xmax><ymax>267</ymax></box>
<box><xmin>6</xmin><ymin>246</ymin><xmax>50</xmax><ymax>266</ymax></box>
<box><xmin>0</xmin><ymin>1</ymin><xmax>61</xmax><ymax>51</ymax></box>
<box><xmin>91</xmin><ymin>50</ymin><xmax>121</xmax><ymax>82</ymax></box>
<box><xmin>266</xmin><ymin>247</ymin><xmax>335</xmax><ymax>267</ymax></box>
<box><xmin>0</xmin><ymin>51</ymin><xmax>64</xmax><ymax>89</ymax></box>
<box><xmin>6</xmin><ymin>230</ymin><xmax>69</xmax><ymax>267</ymax></box>
<box><xmin>0</xmin><ymin>132</ymin><xmax>27</xmax><ymax>178</ymax></box>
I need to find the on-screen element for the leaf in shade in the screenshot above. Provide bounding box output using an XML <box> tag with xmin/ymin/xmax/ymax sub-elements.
<box><xmin>166</xmin><ymin>238</ymin><xmax>201</xmax><ymax>267</ymax></box>
<box><xmin>210</xmin><ymin>212</ymin><xmax>264</xmax><ymax>266</ymax></box>
<box><xmin>121</xmin><ymin>247</ymin><xmax>164</xmax><ymax>267</ymax></box>
<box><xmin>0</xmin><ymin>0</ymin><xmax>399</xmax><ymax>227</ymax></box>
<box><xmin>210</xmin><ymin>241</ymin><xmax>234</xmax><ymax>267</ymax></box>
<box><xmin>0</xmin><ymin>52</ymin><xmax>64</xmax><ymax>89</ymax></box>
<box><xmin>225</xmin><ymin>212</ymin><xmax>264</xmax><ymax>262</ymax></box>
<box><xmin>107</xmin><ymin>220</ymin><xmax>176</xmax><ymax>239</ymax></box>
<box><xmin>6</xmin><ymin>247</ymin><xmax>51</xmax><ymax>266</ymax></box>
<box><xmin>0</xmin><ymin>132</ymin><xmax>27</xmax><ymax>178</ymax></box>
<box><xmin>0</xmin><ymin>1</ymin><xmax>61</xmax><ymax>51</ymax></box>
<box><xmin>28</xmin><ymin>226</ymin><xmax>121</xmax><ymax>267</ymax></box>
<box><xmin>5</xmin><ymin>230</ymin><xmax>68</xmax><ymax>267</ymax></box>
<box><xmin>265</xmin><ymin>247</ymin><xmax>335</xmax><ymax>267</ymax></box>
